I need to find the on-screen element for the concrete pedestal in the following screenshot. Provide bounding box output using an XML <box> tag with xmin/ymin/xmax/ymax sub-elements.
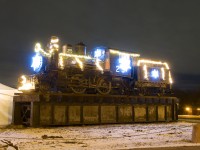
<box><xmin>192</xmin><ymin>124</ymin><xmax>200</xmax><ymax>143</ymax></box>
<box><xmin>13</xmin><ymin>94</ymin><xmax>179</xmax><ymax>126</ymax></box>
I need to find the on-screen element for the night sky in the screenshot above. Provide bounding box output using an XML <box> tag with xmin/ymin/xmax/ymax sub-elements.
<box><xmin>0</xmin><ymin>0</ymin><xmax>200</xmax><ymax>90</ymax></box>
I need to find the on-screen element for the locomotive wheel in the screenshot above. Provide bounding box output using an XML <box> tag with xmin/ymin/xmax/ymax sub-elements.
<box><xmin>96</xmin><ymin>78</ymin><xmax>111</xmax><ymax>95</ymax></box>
<box><xmin>71</xmin><ymin>86</ymin><xmax>86</xmax><ymax>94</ymax></box>
<box><xmin>70</xmin><ymin>74</ymin><xmax>86</xmax><ymax>94</ymax></box>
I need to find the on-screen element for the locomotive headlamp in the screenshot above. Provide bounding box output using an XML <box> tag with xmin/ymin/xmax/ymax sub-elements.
<box><xmin>31</xmin><ymin>53</ymin><xmax>43</xmax><ymax>72</ymax></box>
<box><xmin>94</xmin><ymin>48</ymin><xmax>104</xmax><ymax>58</ymax></box>
<box><xmin>94</xmin><ymin>48</ymin><xmax>105</xmax><ymax>61</ymax></box>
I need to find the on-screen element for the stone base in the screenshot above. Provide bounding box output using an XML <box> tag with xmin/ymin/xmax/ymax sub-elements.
<box><xmin>192</xmin><ymin>124</ymin><xmax>200</xmax><ymax>143</ymax></box>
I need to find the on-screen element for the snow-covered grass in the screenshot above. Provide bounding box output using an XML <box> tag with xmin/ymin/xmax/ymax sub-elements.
<box><xmin>0</xmin><ymin>122</ymin><xmax>200</xmax><ymax>150</ymax></box>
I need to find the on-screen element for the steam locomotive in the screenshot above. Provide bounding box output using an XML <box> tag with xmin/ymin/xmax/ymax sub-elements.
<box><xmin>18</xmin><ymin>36</ymin><xmax>173</xmax><ymax>96</ymax></box>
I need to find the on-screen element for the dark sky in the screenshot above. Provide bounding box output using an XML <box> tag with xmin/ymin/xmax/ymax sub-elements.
<box><xmin>0</xmin><ymin>0</ymin><xmax>200</xmax><ymax>89</ymax></box>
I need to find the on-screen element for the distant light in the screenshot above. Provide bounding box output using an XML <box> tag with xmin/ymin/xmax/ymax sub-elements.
<box><xmin>150</xmin><ymin>69</ymin><xmax>159</xmax><ymax>79</ymax></box>
<box><xmin>197</xmin><ymin>108</ymin><xmax>200</xmax><ymax>111</ymax></box>
<box><xmin>185</xmin><ymin>107</ymin><xmax>191</xmax><ymax>111</ymax></box>
<box><xmin>31</xmin><ymin>53</ymin><xmax>43</xmax><ymax>72</ymax></box>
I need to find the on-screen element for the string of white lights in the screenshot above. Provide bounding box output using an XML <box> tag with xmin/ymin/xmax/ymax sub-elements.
<box><xmin>137</xmin><ymin>59</ymin><xmax>169</xmax><ymax>69</ymax></box>
<box><xmin>109</xmin><ymin>49</ymin><xmax>140</xmax><ymax>57</ymax></box>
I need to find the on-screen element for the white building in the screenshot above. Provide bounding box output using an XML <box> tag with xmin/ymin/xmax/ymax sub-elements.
<box><xmin>0</xmin><ymin>83</ymin><xmax>21</xmax><ymax>126</ymax></box>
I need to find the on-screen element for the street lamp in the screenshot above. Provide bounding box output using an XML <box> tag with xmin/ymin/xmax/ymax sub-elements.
<box><xmin>185</xmin><ymin>107</ymin><xmax>190</xmax><ymax>111</ymax></box>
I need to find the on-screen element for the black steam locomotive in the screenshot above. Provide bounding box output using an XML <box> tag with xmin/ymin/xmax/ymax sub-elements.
<box><xmin>18</xmin><ymin>36</ymin><xmax>173</xmax><ymax>96</ymax></box>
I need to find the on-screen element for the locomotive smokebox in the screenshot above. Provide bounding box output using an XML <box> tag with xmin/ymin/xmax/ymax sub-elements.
<box><xmin>75</xmin><ymin>42</ymin><xmax>86</xmax><ymax>55</ymax></box>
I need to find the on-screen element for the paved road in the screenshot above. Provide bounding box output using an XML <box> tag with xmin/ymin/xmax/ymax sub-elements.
<box><xmin>123</xmin><ymin>146</ymin><xmax>200</xmax><ymax>150</ymax></box>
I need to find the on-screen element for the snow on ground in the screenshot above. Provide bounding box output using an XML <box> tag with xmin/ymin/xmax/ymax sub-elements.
<box><xmin>0</xmin><ymin>122</ymin><xmax>200</xmax><ymax>150</ymax></box>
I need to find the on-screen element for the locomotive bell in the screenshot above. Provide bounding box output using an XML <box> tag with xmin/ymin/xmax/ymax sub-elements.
<box><xmin>75</xmin><ymin>42</ymin><xmax>86</xmax><ymax>55</ymax></box>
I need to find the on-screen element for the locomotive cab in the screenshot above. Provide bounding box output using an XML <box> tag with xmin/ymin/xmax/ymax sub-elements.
<box><xmin>92</xmin><ymin>47</ymin><xmax>140</xmax><ymax>95</ymax></box>
<box><xmin>135</xmin><ymin>59</ymin><xmax>173</xmax><ymax>96</ymax></box>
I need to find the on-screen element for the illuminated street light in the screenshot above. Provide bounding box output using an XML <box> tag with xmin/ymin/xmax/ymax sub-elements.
<box><xmin>185</xmin><ymin>107</ymin><xmax>191</xmax><ymax>111</ymax></box>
